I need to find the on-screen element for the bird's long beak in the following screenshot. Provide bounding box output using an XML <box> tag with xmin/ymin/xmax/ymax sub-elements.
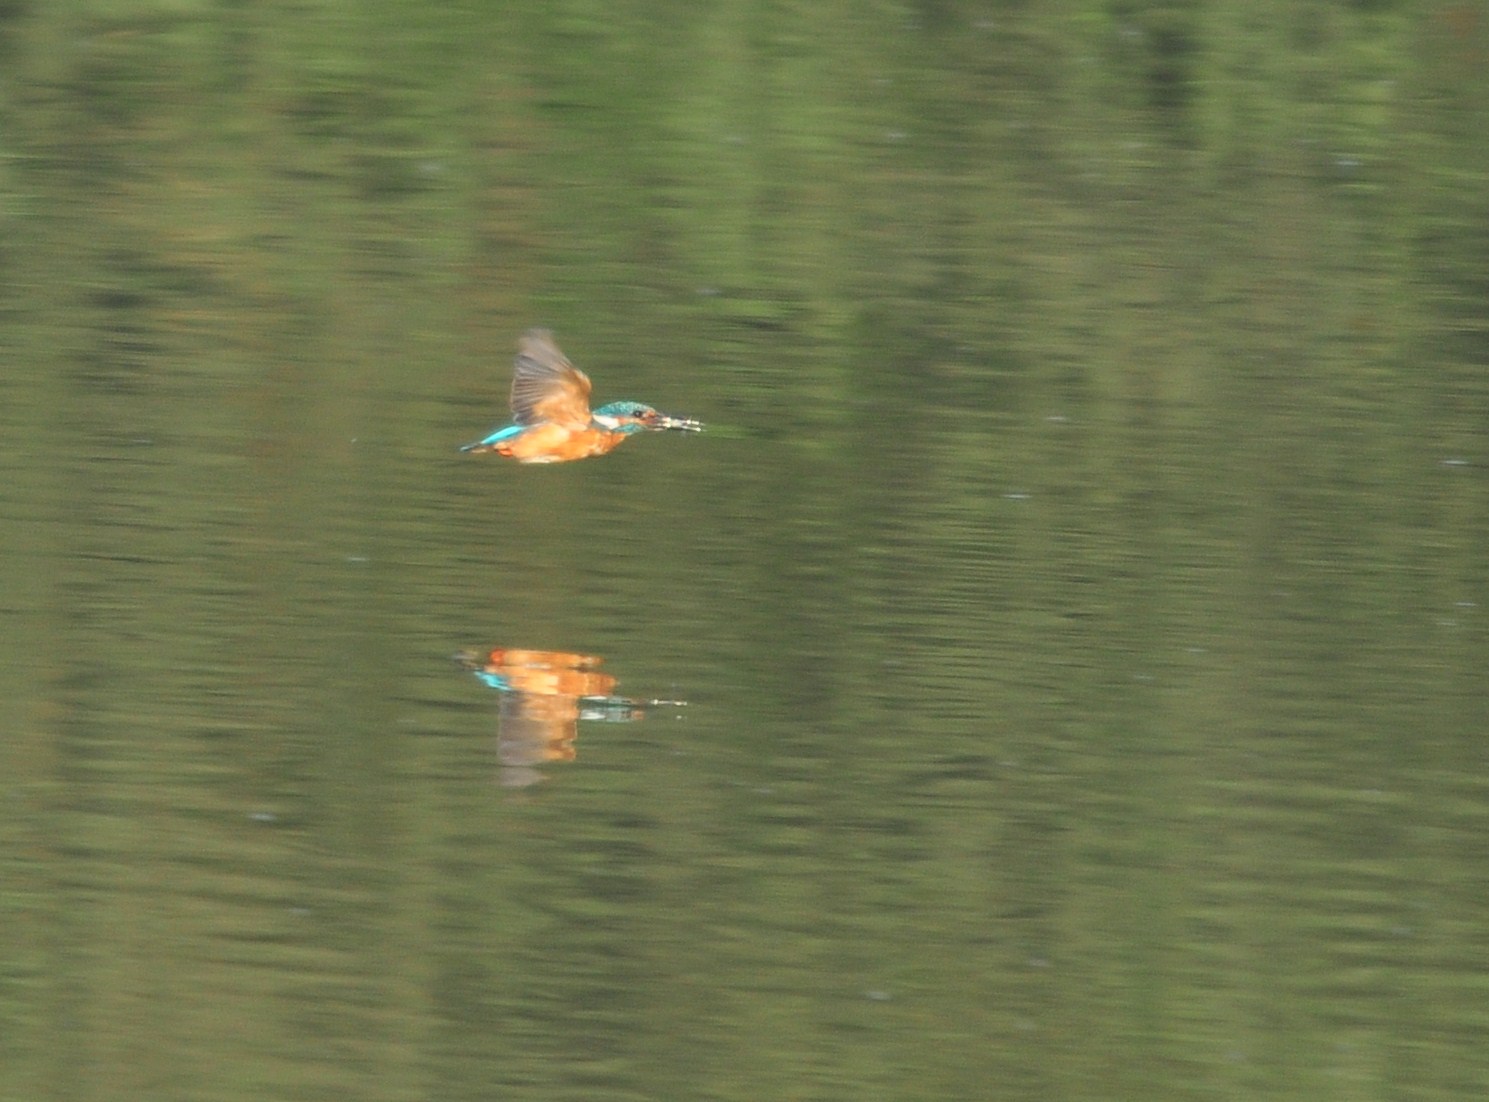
<box><xmin>658</xmin><ymin>414</ymin><xmax>703</xmax><ymax>432</ymax></box>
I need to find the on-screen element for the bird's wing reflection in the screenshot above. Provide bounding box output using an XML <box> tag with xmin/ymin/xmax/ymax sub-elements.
<box><xmin>458</xmin><ymin>647</ymin><xmax>685</xmax><ymax>788</ymax></box>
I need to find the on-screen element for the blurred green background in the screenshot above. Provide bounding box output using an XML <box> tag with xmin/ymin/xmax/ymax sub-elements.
<box><xmin>3</xmin><ymin>2</ymin><xmax>1488</xmax><ymax>1099</ymax></box>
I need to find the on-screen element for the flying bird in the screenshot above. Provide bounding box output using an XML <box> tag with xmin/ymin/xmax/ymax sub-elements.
<box><xmin>461</xmin><ymin>329</ymin><xmax>702</xmax><ymax>463</ymax></box>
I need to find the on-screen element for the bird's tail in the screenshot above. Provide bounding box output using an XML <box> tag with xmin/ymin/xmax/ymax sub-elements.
<box><xmin>460</xmin><ymin>423</ymin><xmax>522</xmax><ymax>454</ymax></box>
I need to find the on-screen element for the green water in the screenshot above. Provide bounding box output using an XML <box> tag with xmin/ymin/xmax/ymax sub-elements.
<box><xmin>3</xmin><ymin>2</ymin><xmax>1488</xmax><ymax>1099</ymax></box>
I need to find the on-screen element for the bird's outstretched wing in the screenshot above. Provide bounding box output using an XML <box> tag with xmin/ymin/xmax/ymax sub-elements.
<box><xmin>509</xmin><ymin>329</ymin><xmax>593</xmax><ymax>429</ymax></box>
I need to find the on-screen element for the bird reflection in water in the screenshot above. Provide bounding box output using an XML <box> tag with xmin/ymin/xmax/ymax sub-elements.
<box><xmin>456</xmin><ymin>648</ymin><xmax>686</xmax><ymax>788</ymax></box>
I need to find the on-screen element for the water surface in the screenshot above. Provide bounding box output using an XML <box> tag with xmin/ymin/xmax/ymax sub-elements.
<box><xmin>3</xmin><ymin>3</ymin><xmax>1488</xmax><ymax>1100</ymax></box>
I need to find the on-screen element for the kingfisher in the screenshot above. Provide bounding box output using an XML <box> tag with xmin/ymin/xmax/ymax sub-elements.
<box><xmin>456</xmin><ymin>647</ymin><xmax>687</xmax><ymax>788</ymax></box>
<box><xmin>460</xmin><ymin>328</ymin><xmax>702</xmax><ymax>463</ymax></box>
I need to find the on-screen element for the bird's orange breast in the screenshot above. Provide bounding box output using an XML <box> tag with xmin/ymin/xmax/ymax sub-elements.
<box><xmin>494</xmin><ymin>423</ymin><xmax>626</xmax><ymax>464</ymax></box>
